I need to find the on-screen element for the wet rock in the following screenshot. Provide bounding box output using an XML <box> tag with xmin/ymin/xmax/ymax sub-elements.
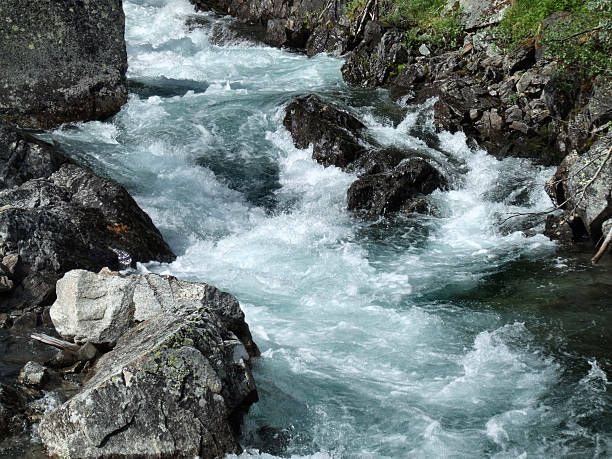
<box><xmin>39</xmin><ymin>270</ymin><xmax>259</xmax><ymax>459</ymax></box>
<box><xmin>0</xmin><ymin>0</ymin><xmax>127</xmax><ymax>129</ymax></box>
<box><xmin>17</xmin><ymin>361</ymin><xmax>48</xmax><ymax>387</ymax></box>
<box><xmin>283</xmin><ymin>95</ymin><xmax>366</xmax><ymax>168</ymax></box>
<box><xmin>347</xmin><ymin>158</ymin><xmax>447</xmax><ymax>218</ymax></box>
<box><xmin>547</xmin><ymin>132</ymin><xmax>612</xmax><ymax>245</ymax></box>
<box><xmin>0</xmin><ymin>125</ymin><xmax>175</xmax><ymax>310</ymax></box>
<box><xmin>544</xmin><ymin>214</ymin><xmax>575</xmax><ymax>244</ymax></box>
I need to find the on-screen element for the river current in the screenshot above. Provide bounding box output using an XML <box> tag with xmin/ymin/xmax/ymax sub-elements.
<box><xmin>47</xmin><ymin>0</ymin><xmax>611</xmax><ymax>457</ymax></box>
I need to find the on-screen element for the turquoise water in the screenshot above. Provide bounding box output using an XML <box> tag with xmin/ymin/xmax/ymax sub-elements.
<box><xmin>48</xmin><ymin>0</ymin><xmax>611</xmax><ymax>457</ymax></box>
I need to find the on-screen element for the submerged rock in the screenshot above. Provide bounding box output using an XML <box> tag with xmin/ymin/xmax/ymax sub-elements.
<box><xmin>0</xmin><ymin>0</ymin><xmax>127</xmax><ymax>129</ymax></box>
<box><xmin>283</xmin><ymin>95</ymin><xmax>366</xmax><ymax>168</ymax></box>
<box><xmin>39</xmin><ymin>269</ymin><xmax>259</xmax><ymax>459</ymax></box>
<box><xmin>347</xmin><ymin>157</ymin><xmax>448</xmax><ymax>218</ymax></box>
<box><xmin>283</xmin><ymin>95</ymin><xmax>448</xmax><ymax>218</ymax></box>
<box><xmin>546</xmin><ymin>132</ymin><xmax>612</xmax><ymax>246</ymax></box>
<box><xmin>0</xmin><ymin>124</ymin><xmax>175</xmax><ymax>310</ymax></box>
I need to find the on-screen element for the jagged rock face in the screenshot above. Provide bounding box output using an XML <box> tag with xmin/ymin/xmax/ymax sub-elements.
<box><xmin>546</xmin><ymin>132</ymin><xmax>612</xmax><ymax>245</ymax></box>
<box><xmin>0</xmin><ymin>125</ymin><xmax>175</xmax><ymax>310</ymax></box>
<box><xmin>51</xmin><ymin>269</ymin><xmax>260</xmax><ymax>355</ymax></box>
<box><xmin>0</xmin><ymin>0</ymin><xmax>127</xmax><ymax>129</ymax></box>
<box><xmin>348</xmin><ymin>157</ymin><xmax>448</xmax><ymax>218</ymax></box>
<box><xmin>0</xmin><ymin>125</ymin><xmax>70</xmax><ymax>189</ymax></box>
<box><xmin>39</xmin><ymin>270</ymin><xmax>259</xmax><ymax>459</ymax></box>
<box><xmin>342</xmin><ymin>23</ymin><xmax>409</xmax><ymax>88</ymax></box>
<box><xmin>283</xmin><ymin>95</ymin><xmax>366</xmax><ymax>168</ymax></box>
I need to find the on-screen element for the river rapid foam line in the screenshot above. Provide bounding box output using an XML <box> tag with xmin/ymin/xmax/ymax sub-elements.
<box><xmin>47</xmin><ymin>0</ymin><xmax>611</xmax><ymax>457</ymax></box>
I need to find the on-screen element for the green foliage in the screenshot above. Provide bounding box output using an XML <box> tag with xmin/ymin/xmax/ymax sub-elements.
<box><xmin>497</xmin><ymin>0</ymin><xmax>611</xmax><ymax>77</ymax></box>
<box><xmin>497</xmin><ymin>0</ymin><xmax>585</xmax><ymax>47</ymax></box>
<box><xmin>383</xmin><ymin>0</ymin><xmax>462</xmax><ymax>49</ymax></box>
<box><xmin>346</xmin><ymin>0</ymin><xmax>367</xmax><ymax>22</ymax></box>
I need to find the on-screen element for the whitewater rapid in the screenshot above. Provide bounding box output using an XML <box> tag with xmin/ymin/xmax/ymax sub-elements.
<box><xmin>47</xmin><ymin>0</ymin><xmax>611</xmax><ymax>457</ymax></box>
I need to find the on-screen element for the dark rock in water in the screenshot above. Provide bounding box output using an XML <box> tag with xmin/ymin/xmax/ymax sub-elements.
<box><xmin>0</xmin><ymin>0</ymin><xmax>128</xmax><ymax>129</ymax></box>
<box><xmin>544</xmin><ymin>214</ymin><xmax>579</xmax><ymax>245</ymax></box>
<box><xmin>349</xmin><ymin>147</ymin><xmax>411</xmax><ymax>175</ymax></box>
<box><xmin>546</xmin><ymin>132</ymin><xmax>612</xmax><ymax>246</ymax></box>
<box><xmin>39</xmin><ymin>269</ymin><xmax>259</xmax><ymax>459</ymax></box>
<box><xmin>0</xmin><ymin>124</ymin><xmax>175</xmax><ymax>310</ymax></box>
<box><xmin>347</xmin><ymin>158</ymin><xmax>447</xmax><ymax>218</ymax></box>
<box><xmin>283</xmin><ymin>95</ymin><xmax>366</xmax><ymax>168</ymax></box>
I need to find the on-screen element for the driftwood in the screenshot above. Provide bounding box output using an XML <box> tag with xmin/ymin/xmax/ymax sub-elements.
<box><xmin>592</xmin><ymin>226</ymin><xmax>612</xmax><ymax>264</ymax></box>
<box><xmin>31</xmin><ymin>333</ymin><xmax>80</xmax><ymax>352</ymax></box>
<box><xmin>31</xmin><ymin>333</ymin><xmax>98</xmax><ymax>361</ymax></box>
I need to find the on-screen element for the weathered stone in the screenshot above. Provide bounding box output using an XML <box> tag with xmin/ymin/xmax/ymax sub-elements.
<box><xmin>0</xmin><ymin>0</ymin><xmax>128</xmax><ymax>128</ymax></box>
<box><xmin>39</xmin><ymin>270</ymin><xmax>259</xmax><ymax>459</ymax></box>
<box><xmin>51</xmin><ymin>269</ymin><xmax>134</xmax><ymax>346</ymax></box>
<box><xmin>17</xmin><ymin>361</ymin><xmax>48</xmax><ymax>387</ymax></box>
<box><xmin>50</xmin><ymin>269</ymin><xmax>260</xmax><ymax>356</ymax></box>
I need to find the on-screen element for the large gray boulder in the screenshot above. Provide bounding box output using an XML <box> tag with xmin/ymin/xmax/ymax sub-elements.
<box><xmin>51</xmin><ymin>269</ymin><xmax>259</xmax><ymax>355</ymax></box>
<box><xmin>547</xmin><ymin>132</ymin><xmax>612</xmax><ymax>245</ymax></box>
<box><xmin>0</xmin><ymin>124</ymin><xmax>175</xmax><ymax>310</ymax></box>
<box><xmin>39</xmin><ymin>270</ymin><xmax>259</xmax><ymax>459</ymax></box>
<box><xmin>0</xmin><ymin>0</ymin><xmax>127</xmax><ymax>128</ymax></box>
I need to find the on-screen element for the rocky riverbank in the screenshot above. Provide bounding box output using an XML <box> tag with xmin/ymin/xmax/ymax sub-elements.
<box><xmin>0</xmin><ymin>1</ymin><xmax>262</xmax><ymax>455</ymax></box>
<box><xmin>188</xmin><ymin>0</ymin><xmax>611</xmax><ymax>253</ymax></box>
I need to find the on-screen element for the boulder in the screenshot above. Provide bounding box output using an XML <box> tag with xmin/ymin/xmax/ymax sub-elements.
<box><xmin>546</xmin><ymin>132</ymin><xmax>612</xmax><ymax>245</ymax></box>
<box><xmin>347</xmin><ymin>157</ymin><xmax>448</xmax><ymax>218</ymax></box>
<box><xmin>39</xmin><ymin>270</ymin><xmax>259</xmax><ymax>459</ymax></box>
<box><xmin>0</xmin><ymin>0</ymin><xmax>127</xmax><ymax>129</ymax></box>
<box><xmin>51</xmin><ymin>269</ymin><xmax>259</xmax><ymax>355</ymax></box>
<box><xmin>0</xmin><ymin>125</ymin><xmax>175</xmax><ymax>310</ymax></box>
<box><xmin>0</xmin><ymin>124</ymin><xmax>70</xmax><ymax>189</ymax></box>
<box><xmin>283</xmin><ymin>95</ymin><xmax>366</xmax><ymax>168</ymax></box>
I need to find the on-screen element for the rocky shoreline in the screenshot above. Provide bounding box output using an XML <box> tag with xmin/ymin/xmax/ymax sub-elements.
<box><xmin>0</xmin><ymin>0</ymin><xmax>610</xmax><ymax>457</ymax></box>
<box><xmin>189</xmin><ymin>0</ymin><xmax>611</xmax><ymax>251</ymax></box>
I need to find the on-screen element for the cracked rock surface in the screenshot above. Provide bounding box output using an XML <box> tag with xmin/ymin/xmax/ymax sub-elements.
<box><xmin>39</xmin><ymin>269</ymin><xmax>259</xmax><ymax>459</ymax></box>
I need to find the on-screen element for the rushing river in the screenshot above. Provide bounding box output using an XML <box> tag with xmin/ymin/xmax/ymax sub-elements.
<box><xmin>46</xmin><ymin>0</ymin><xmax>611</xmax><ymax>457</ymax></box>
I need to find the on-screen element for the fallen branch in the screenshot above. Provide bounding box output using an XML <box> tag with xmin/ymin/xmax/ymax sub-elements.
<box><xmin>592</xmin><ymin>226</ymin><xmax>612</xmax><ymax>264</ymax></box>
<box><xmin>31</xmin><ymin>333</ymin><xmax>80</xmax><ymax>352</ymax></box>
